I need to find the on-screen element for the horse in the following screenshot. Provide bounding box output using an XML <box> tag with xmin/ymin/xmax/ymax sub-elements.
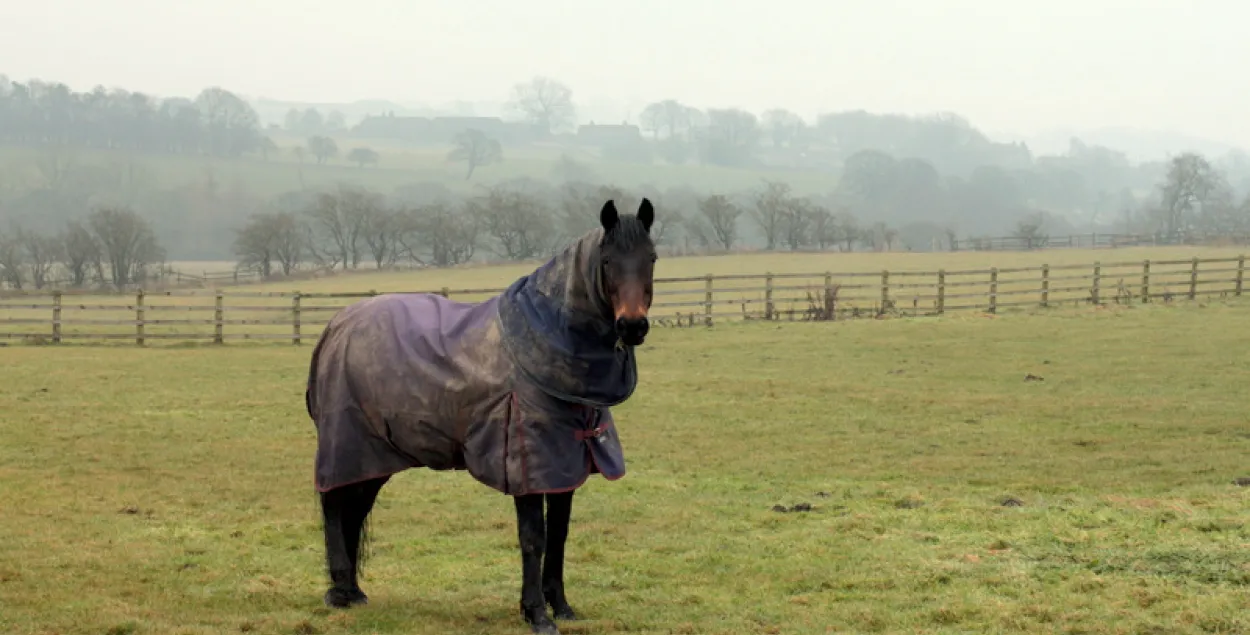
<box><xmin>304</xmin><ymin>198</ymin><xmax>657</xmax><ymax>635</ymax></box>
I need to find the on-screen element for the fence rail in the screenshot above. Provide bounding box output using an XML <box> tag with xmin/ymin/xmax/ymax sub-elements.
<box><xmin>1</xmin><ymin>256</ymin><xmax>1245</xmax><ymax>345</ymax></box>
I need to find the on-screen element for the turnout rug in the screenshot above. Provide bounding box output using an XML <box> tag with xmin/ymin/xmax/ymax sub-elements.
<box><xmin>305</xmin><ymin>229</ymin><xmax>635</xmax><ymax>496</ymax></box>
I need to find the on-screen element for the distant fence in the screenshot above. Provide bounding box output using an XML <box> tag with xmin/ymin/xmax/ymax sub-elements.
<box><xmin>0</xmin><ymin>256</ymin><xmax>1245</xmax><ymax>345</ymax></box>
<box><xmin>949</xmin><ymin>232</ymin><xmax>1250</xmax><ymax>251</ymax></box>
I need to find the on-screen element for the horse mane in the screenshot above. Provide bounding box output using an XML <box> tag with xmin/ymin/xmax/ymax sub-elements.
<box><xmin>601</xmin><ymin>214</ymin><xmax>653</xmax><ymax>251</ymax></box>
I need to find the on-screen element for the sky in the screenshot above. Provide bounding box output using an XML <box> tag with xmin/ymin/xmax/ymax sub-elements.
<box><xmin>4</xmin><ymin>0</ymin><xmax>1248</xmax><ymax>149</ymax></box>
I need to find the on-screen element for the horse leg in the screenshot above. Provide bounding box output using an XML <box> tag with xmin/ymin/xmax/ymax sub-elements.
<box><xmin>515</xmin><ymin>494</ymin><xmax>559</xmax><ymax>635</ymax></box>
<box><xmin>542</xmin><ymin>491</ymin><xmax>576</xmax><ymax>620</ymax></box>
<box><xmin>321</xmin><ymin>477</ymin><xmax>387</xmax><ymax>608</ymax></box>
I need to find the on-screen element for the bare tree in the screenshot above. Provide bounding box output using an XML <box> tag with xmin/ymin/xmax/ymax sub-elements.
<box><xmin>508</xmin><ymin>76</ymin><xmax>576</xmax><ymax>134</ymax></box>
<box><xmin>360</xmin><ymin>204</ymin><xmax>404</xmax><ymax>268</ymax></box>
<box><xmin>399</xmin><ymin>203</ymin><xmax>479</xmax><ymax>267</ymax></box>
<box><xmin>750</xmin><ymin>180</ymin><xmax>792</xmax><ymax>250</ymax></box>
<box><xmin>0</xmin><ymin>229</ymin><xmax>25</xmax><ymax>289</ymax></box>
<box><xmin>1012</xmin><ymin>213</ymin><xmax>1049</xmax><ymax>249</ymax></box>
<box><xmin>19</xmin><ymin>227</ymin><xmax>62</xmax><ymax>289</ymax></box>
<box><xmin>782</xmin><ymin>198</ymin><xmax>818</xmax><ymax>251</ymax></box>
<box><xmin>86</xmin><ymin>207</ymin><xmax>165</xmax><ymax>289</ymax></box>
<box><xmin>809</xmin><ymin>207</ymin><xmax>842</xmax><ymax>250</ymax></box>
<box><xmin>304</xmin><ymin>185</ymin><xmax>377</xmax><ymax>270</ymax></box>
<box><xmin>760</xmin><ymin>109</ymin><xmax>806</xmax><ymax>148</ymax></box>
<box><xmin>60</xmin><ymin>220</ymin><xmax>99</xmax><ymax>287</ymax></box>
<box><xmin>1157</xmin><ymin>152</ymin><xmax>1231</xmax><ymax>240</ymax></box>
<box><xmin>447</xmin><ymin>129</ymin><xmax>502</xmax><ymax>179</ymax></box>
<box><xmin>234</xmin><ymin>211</ymin><xmax>308</xmax><ymax>277</ymax></box>
<box><xmin>469</xmin><ymin>185</ymin><xmax>558</xmax><ymax>260</ymax></box>
<box><xmin>698</xmin><ymin>194</ymin><xmax>743</xmax><ymax>250</ymax></box>
<box><xmin>307</xmin><ymin>135</ymin><xmax>339</xmax><ymax>164</ymax></box>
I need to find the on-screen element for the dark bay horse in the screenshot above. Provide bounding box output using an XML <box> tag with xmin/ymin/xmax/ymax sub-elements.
<box><xmin>305</xmin><ymin>199</ymin><xmax>657</xmax><ymax>634</ymax></box>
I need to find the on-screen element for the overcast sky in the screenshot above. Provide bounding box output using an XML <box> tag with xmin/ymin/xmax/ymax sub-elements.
<box><xmin>5</xmin><ymin>0</ymin><xmax>1247</xmax><ymax>147</ymax></box>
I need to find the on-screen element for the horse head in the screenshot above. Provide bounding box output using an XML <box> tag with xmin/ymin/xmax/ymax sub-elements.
<box><xmin>597</xmin><ymin>198</ymin><xmax>657</xmax><ymax>347</ymax></box>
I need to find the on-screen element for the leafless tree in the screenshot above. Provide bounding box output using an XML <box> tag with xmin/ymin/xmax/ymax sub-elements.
<box><xmin>360</xmin><ymin>204</ymin><xmax>404</xmax><ymax>268</ymax></box>
<box><xmin>447</xmin><ymin>129</ymin><xmax>502</xmax><ymax>180</ymax></box>
<box><xmin>86</xmin><ymin>206</ymin><xmax>165</xmax><ymax>288</ymax></box>
<box><xmin>469</xmin><ymin>185</ymin><xmax>558</xmax><ymax>260</ymax></box>
<box><xmin>398</xmin><ymin>203</ymin><xmax>479</xmax><ymax>267</ymax></box>
<box><xmin>60</xmin><ymin>220</ymin><xmax>99</xmax><ymax>287</ymax></box>
<box><xmin>508</xmin><ymin>76</ymin><xmax>576</xmax><ymax>134</ymax></box>
<box><xmin>0</xmin><ymin>229</ymin><xmax>25</xmax><ymax>289</ymax></box>
<box><xmin>751</xmin><ymin>180</ymin><xmax>793</xmax><ymax>250</ymax></box>
<box><xmin>697</xmin><ymin>194</ymin><xmax>743</xmax><ymax>250</ymax></box>
<box><xmin>234</xmin><ymin>211</ymin><xmax>308</xmax><ymax>277</ymax></box>
<box><xmin>304</xmin><ymin>185</ymin><xmax>377</xmax><ymax>270</ymax></box>
<box><xmin>19</xmin><ymin>227</ymin><xmax>62</xmax><ymax>289</ymax></box>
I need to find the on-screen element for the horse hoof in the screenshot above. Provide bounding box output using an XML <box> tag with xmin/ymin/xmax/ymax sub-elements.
<box><xmin>530</xmin><ymin>620</ymin><xmax>560</xmax><ymax>635</ymax></box>
<box><xmin>324</xmin><ymin>587</ymin><xmax>368</xmax><ymax>608</ymax></box>
<box><xmin>552</xmin><ymin>605</ymin><xmax>577</xmax><ymax>620</ymax></box>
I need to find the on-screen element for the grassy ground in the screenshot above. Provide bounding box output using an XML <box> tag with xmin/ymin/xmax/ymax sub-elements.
<box><xmin>1</xmin><ymin>300</ymin><xmax>1247</xmax><ymax>634</ymax></box>
<box><xmin>0</xmin><ymin>137</ymin><xmax>835</xmax><ymax>199</ymax></box>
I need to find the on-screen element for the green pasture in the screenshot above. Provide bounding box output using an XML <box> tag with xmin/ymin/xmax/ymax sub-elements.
<box><xmin>0</xmin><ymin>135</ymin><xmax>837</xmax><ymax>198</ymax></box>
<box><xmin>0</xmin><ymin>301</ymin><xmax>1247</xmax><ymax>634</ymax></box>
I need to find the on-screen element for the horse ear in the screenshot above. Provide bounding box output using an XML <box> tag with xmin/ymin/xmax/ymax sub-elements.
<box><xmin>600</xmin><ymin>200</ymin><xmax>619</xmax><ymax>232</ymax></box>
<box><xmin>637</xmin><ymin>198</ymin><xmax>654</xmax><ymax>233</ymax></box>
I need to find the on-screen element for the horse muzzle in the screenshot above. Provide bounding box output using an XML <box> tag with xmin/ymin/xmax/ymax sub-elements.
<box><xmin>614</xmin><ymin>316</ymin><xmax>649</xmax><ymax>346</ymax></box>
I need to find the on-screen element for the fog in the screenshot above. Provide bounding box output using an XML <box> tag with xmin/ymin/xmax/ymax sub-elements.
<box><xmin>2</xmin><ymin>0</ymin><xmax>1249</xmax><ymax>287</ymax></box>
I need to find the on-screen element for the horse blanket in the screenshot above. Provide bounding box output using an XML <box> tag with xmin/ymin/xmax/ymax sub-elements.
<box><xmin>306</xmin><ymin>229</ymin><xmax>635</xmax><ymax>496</ymax></box>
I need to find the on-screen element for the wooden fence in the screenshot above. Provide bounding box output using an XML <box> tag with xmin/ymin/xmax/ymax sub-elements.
<box><xmin>0</xmin><ymin>256</ymin><xmax>1245</xmax><ymax>345</ymax></box>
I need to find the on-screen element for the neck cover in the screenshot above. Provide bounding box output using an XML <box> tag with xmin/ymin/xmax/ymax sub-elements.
<box><xmin>496</xmin><ymin>228</ymin><xmax>638</xmax><ymax>407</ymax></box>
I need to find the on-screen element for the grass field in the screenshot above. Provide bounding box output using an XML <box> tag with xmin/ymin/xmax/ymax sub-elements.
<box><xmin>1</xmin><ymin>298</ymin><xmax>1248</xmax><ymax>634</ymax></box>
<box><xmin>0</xmin><ymin>134</ymin><xmax>837</xmax><ymax>199</ymax></box>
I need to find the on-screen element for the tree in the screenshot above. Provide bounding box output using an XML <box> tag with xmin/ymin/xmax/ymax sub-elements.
<box><xmin>639</xmin><ymin>100</ymin><xmax>697</xmax><ymax>139</ymax></box>
<box><xmin>508</xmin><ymin>76</ymin><xmax>576</xmax><ymax>134</ymax></box>
<box><xmin>304</xmin><ymin>185</ymin><xmax>379</xmax><ymax>270</ymax></box>
<box><xmin>1157</xmin><ymin>152</ymin><xmax>1233</xmax><ymax>239</ymax></box>
<box><xmin>401</xmin><ymin>203</ymin><xmax>479</xmax><ymax>267</ymax></box>
<box><xmin>86</xmin><ymin>207</ymin><xmax>165</xmax><ymax>289</ymax></box>
<box><xmin>1012</xmin><ymin>213</ymin><xmax>1049</xmax><ymax>249</ymax></box>
<box><xmin>193</xmin><ymin>87</ymin><xmax>262</xmax><ymax>157</ymax></box>
<box><xmin>697</xmin><ymin>109</ymin><xmax>760</xmax><ymax>167</ymax></box>
<box><xmin>697</xmin><ymin>194</ymin><xmax>743</xmax><ymax>250</ymax></box>
<box><xmin>19</xmin><ymin>227</ymin><xmax>61</xmax><ymax>289</ymax></box>
<box><xmin>760</xmin><ymin>109</ymin><xmax>806</xmax><ymax>148</ymax></box>
<box><xmin>750</xmin><ymin>180</ymin><xmax>794</xmax><ymax>250</ymax></box>
<box><xmin>347</xmin><ymin>147</ymin><xmax>380</xmax><ymax>168</ymax></box>
<box><xmin>447</xmin><ymin>129</ymin><xmax>502</xmax><ymax>179</ymax></box>
<box><xmin>59</xmin><ymin>220</ymin><xmax>99</xmax><ymax>287</ymax></box>
<box><xmin>468</xmin><ymin>185</ymin><xmax>557</xmax><ymax>260</ymax></box>
<box><xmin>0</xmin><ymin>229</ymin><xmax>25</xmax><ymax>289</ymax></box>
<box><xmin>233</xmin><ymin>211</ymin><xmax>307</xmax><ymax>277</ymax></box>
<box><xmin>308</xmin><ymin>136</ymin><xmax>339</xmax><ymax>164</ymax></box>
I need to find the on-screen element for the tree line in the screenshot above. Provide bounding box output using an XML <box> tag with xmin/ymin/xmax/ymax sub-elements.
<box><xmin>229</xmin><ymin>178</ymin><xmax>879</xmax><ymax>280</ymax></box>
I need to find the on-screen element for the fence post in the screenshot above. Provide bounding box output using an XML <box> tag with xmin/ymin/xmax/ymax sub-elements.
<box><xmin>1091</xmin><ymin>261</ymin><xmax>1101</xmax><ymax>305</ymax></box>
<box><xmin>704</xmin><ymin>274</ymin><xmax>714</xmax><ymax>327</ymax></box>
<box><xmin>764</xmin><ymin>273</ymin><xmax>774</xmax><ymax>320</ymax></box>
<box><xmin>1041</xmin><ymin>264</ymin><xmax>1050</xmax><ymax>307</ymax></box>
<box><xmin>1237</xmin><ymin>255</ymin><xmax>1244</xmax><ymax>297</ymax></box>
<box><xmin>292</xmin><ymin>292</ymin><xmax>302</xmax><ymax>346</ymax></box>
<box><xmin>135</xmin><ymin>289</ymin><xmax>145</xmax><ymax>346</ymax></box>
<box><xmin>988</xmin><ymin>268</ymin><xmax>998</xmax><ymax>314</ymax></box>
<box><xmin>214</xmin><ymin>290</ymin><xmax>224</xmax><ymax>344</ymax></box>
<box><xmin>1189</xmin><ymin>257</ymin><xmax>1199</xmax><ymax>300</ymax></box>
<box><xmin>823</xmin><ymin>272</ymin><xmax>834</xmax><ymax>320</ymax></box>
<box><xmin>937</xmin><ymin>269</ymin><xmax>946</xmax><ymax>315</ymax></box>
<box><xmin>1141</xmin><ymin>260</ymin><xmax>1150</xmax><ymax>304</ymax></box>
<box><xmin>880</xmin><ymin>270</ymin><xmax>890</xmax><ymax>315</ymax></box>
<box><xmin>52</xmin><ymin>290</ymin><xmax>62</xmax><ymax>344</ymax></box>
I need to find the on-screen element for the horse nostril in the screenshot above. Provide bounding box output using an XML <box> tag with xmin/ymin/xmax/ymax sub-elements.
<box><xmin>615</xmin><ymin>317</ymin><xmax>627</xmax><ymax>333</ymax></box>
